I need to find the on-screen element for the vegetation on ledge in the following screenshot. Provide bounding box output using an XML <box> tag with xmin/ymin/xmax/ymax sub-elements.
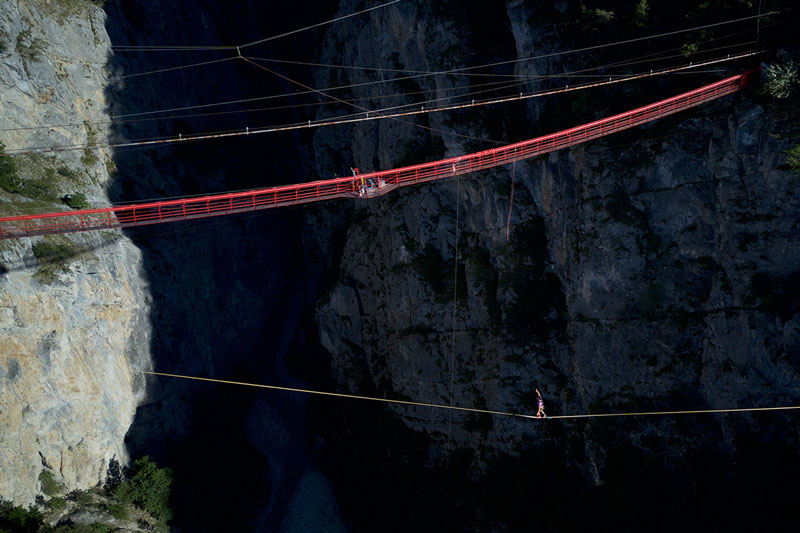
<box><xmin>0</xmin><ymin>457</ymin><xmax>172</xmax><ymax>533</ymax></box>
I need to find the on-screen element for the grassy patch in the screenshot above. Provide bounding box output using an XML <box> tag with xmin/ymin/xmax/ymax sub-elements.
<box><xmin>57</xmin><ymin>166</ymin><xmax>79</xmax><ymax>180</ymax></box>
<box><xmin>81</xmin><ymin>123</ymin><xmax>100</xmax><ymax>168</ymax></box>
<box><xmin>3</xmin><ymin>152</ymin><xmax>88</xmax><ymax>207</ymax></box>
<box><xmin>32</xmin><ymin>236</ymin><xmax>81</xmax><ymax>284</ymax></box>
<box><xmin>104</xmin><ymin>157</ymin><xmax>116</xmax><ymax>177</ymax></box>
<box><xmin>39</xmin><ymin>470</ymin><xmax>64</xmax><ymax>496</ymax></box>
<box><xmin>38</xmin><ymin>0</ymin><xmax>105</xmax><ymax>25</ymax></box>
<box><xmin>0</xmin><ymin>142</ymin><xmax>22</xmax><ymax>193</ymax></box>
<box><xmin>16</xmin><ymin>29</ymin><xmax>45</xmax><ymax>63</ymax></box>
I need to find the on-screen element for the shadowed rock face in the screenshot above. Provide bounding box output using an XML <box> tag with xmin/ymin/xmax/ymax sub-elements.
<box><xmin>101</xmin><ymin>1</ymin><xmax>344</xmax><ymax>530</ymax></box>
<box><xmin>306</xmin><ymin>0</ymin><xmax>800</xmax><ymax>529</ymax></box>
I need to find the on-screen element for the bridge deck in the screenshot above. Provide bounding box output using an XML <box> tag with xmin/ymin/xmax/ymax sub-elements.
<box><xmin>0</xmin><ymin>72</ymin><xmax>753</xmax><ymax>239</ymax></box>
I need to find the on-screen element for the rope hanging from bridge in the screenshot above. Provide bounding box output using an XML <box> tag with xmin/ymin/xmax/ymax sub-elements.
<box><xmin>137</xmin><ymin>370</ymin><xmax>800</xmax><ymax>421</ymax></box>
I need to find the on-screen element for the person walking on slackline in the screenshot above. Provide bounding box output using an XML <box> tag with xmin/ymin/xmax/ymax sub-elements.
<box><xmin>535</xmin><ymin>388</ymin><xmax>547</xmax><ymax>418</ymax></box>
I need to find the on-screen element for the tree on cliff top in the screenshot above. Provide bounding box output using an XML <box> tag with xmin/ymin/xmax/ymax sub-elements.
<box><xmin>115</xmin><ymin>456</ymin><xmax>173</xmax><ymax>523</ymax></box>
<box><xmin>763</xmin><ymin>58</ymin><xmax>798</xmax><ymax>99</ymax></box>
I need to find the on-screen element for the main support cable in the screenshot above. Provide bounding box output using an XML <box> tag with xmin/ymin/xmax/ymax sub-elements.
<box><xmin>239</xmin><ymin>56</ymin><xmax>503</xmax><ymax>146</ymax></box>
<box><xmin>137</xmin><ymin>371</ymin><xmax>800</xmax><ymax>422</ymax></box>
<box><xmin>2</xmin><ymin>36</ymin><xmax>752</xmax><ymax>135</ymax></box>
<box><xmin>111</xmin><ymin>1</ymin><xmax>401</xmax><ymax>52</ymax></box>
<box><xmin>3</xmin><ymin>52</ymin><xmax>760</xmax><ymax>157</ymax></box>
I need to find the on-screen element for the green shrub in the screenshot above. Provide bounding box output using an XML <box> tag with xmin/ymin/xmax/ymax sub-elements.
<box><xmin>0</xmin><ymin>498</ymin><xmax>45</xmax><ymax>532</ymax></box>
<box><xmin>69</xmin><ymin>490</ymin><xmax>94</xmax><ymax>505</ymax></box>
<box><xmin>116</xmin><ymin>456</ymin><xmax>173</xmax><ymax>523</ymax></box>
<box><xmin>39</xmin><ymin>470</ymin><xmax>64</xmax><ymax>496</ymax></box>
<box><xmin>52</xmin><ymin>523</ymin><xmax>114</xmax><ymax>533</ymax></box>
<box><xmin>57</xmin><ymin>166</ymin><xmax>78</xmax><ymax>179</ymax></box>
<box><xmin>681</xmin><ymin>42</ymin><xmax>699</xmax><ymax>57</ymax></box>
<box><xmin>63</xmin><ymin>192</ymin><xmax>88</xmax><ymax>210</ymax></box>
<box><xmin>81</xmin><ymin>123</ymin><xmax>99</xmax><ymax>167</ymax></box>
<box><xmin>763</xmin><ymin>60</ymin><xmax>797</xmax><ymax>99</ymax></box>
<box><xmin>634</xmin><ymin>0</ymin><xmax>649</xmax><ymax>27</ymax></box>
<box><xmin>0</xmin><ymin>141</ymin><xmax>22</xmax><ymax>193</ymax></box>
<box><xmin>107</xmin><ymin>503</ymin><xmax>129</xmax><ymax>520</ymax></box>
<box><xmin>49</xmin><ymin>497</ymin><xmax>67</xmax><ymax>510</ymax></box>
<box><xmin>786</xmin><ymin>145</ymin><xmax>800</xmax><ymax>172</ymax></box>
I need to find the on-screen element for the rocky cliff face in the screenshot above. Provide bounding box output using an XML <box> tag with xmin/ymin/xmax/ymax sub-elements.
<box><xmin>0</xmin><ymin>0</ymin><xmax>149</xmax><ymax>505</ymax></box>
<box><xmin>308</xmin><ymin>1</ymin><xmax>800</xmax><ymax>526</ymax></box>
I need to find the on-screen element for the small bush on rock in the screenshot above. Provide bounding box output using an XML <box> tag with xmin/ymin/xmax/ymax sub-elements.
<box><xmin>763</xmin><ymin>59</ymin><xmax>797</xmax><ymax>99</ymax></box>
<box><xmin>39</xmin><ymin>470</ymin><xmax>64</xmax><ymax>497</ymax></box>
<box><xmin>116</xmin><ymin>456</ymin><xmax>173</xmax><ymax>523</ymax></box>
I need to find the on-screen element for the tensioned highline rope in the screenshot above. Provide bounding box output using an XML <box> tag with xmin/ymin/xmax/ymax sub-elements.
<box><xmin>137</xmin><ymin>371</ymin><xmax>800</xmax><ymax>421</ymax></box>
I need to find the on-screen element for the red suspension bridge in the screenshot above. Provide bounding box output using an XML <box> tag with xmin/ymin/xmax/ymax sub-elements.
<box><xmin>0</xmin><ymin>71</ymin><xmax>754</xmax><ymax>240</ymax></box>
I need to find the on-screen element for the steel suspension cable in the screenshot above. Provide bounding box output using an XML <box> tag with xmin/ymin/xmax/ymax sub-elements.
<box><xmin>2</xmin><ymin>33</ymin><xmax>757</xmax><ymax>137</ymax></box>
<box><xmin>99</xmin><ymin>21</ymin><xmax>769</xmax><ymax>125</ymax></box>
<box><xmin>3</xmin><ymin>51</ymin><xmax>759</xmax><ymax>157</ymax></box>
<box><xmin>434</xmin><ymin>11</ymin><xmax>779</xmax><ymax>76</ymax></box>
<box><xmin>110</xmin><ymin>1</ymin><xmax>401</xmax><ymax>52</ymax></box>
<box><xmin>239</xmin><ymin>56</ymin><xmax>504</xmax><ymax>145</ymax></box>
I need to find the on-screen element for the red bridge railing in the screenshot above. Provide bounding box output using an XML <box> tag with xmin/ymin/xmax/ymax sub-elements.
<box><xmin>0</xmin><ymin>72</ymin><xmax>753</xmax><ymax>239</ymax></box>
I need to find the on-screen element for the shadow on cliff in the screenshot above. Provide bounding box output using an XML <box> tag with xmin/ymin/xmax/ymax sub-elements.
<box><xmin>101</xmin><ymin>1</ymin><xmax>338</xmax><ymax>530</ymax></box>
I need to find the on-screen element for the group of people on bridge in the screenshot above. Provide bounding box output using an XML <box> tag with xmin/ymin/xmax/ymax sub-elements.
<box><xmin>352</xmin><ymin>167</ymin><xmax>385</xmax><ymax>197</ymax></box>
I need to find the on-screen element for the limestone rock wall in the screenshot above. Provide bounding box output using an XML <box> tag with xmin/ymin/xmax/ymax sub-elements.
<box><xmin>0</xmin><ymin>0</ymin><xmax>150</xmax><ymax>504</ymax></box>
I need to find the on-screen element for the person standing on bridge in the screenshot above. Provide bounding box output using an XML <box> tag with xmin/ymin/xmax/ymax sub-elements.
<box><xmin>535</xmin><ymin>388</ymin><xmax>546</xmax><ymax>418</ymax></box>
